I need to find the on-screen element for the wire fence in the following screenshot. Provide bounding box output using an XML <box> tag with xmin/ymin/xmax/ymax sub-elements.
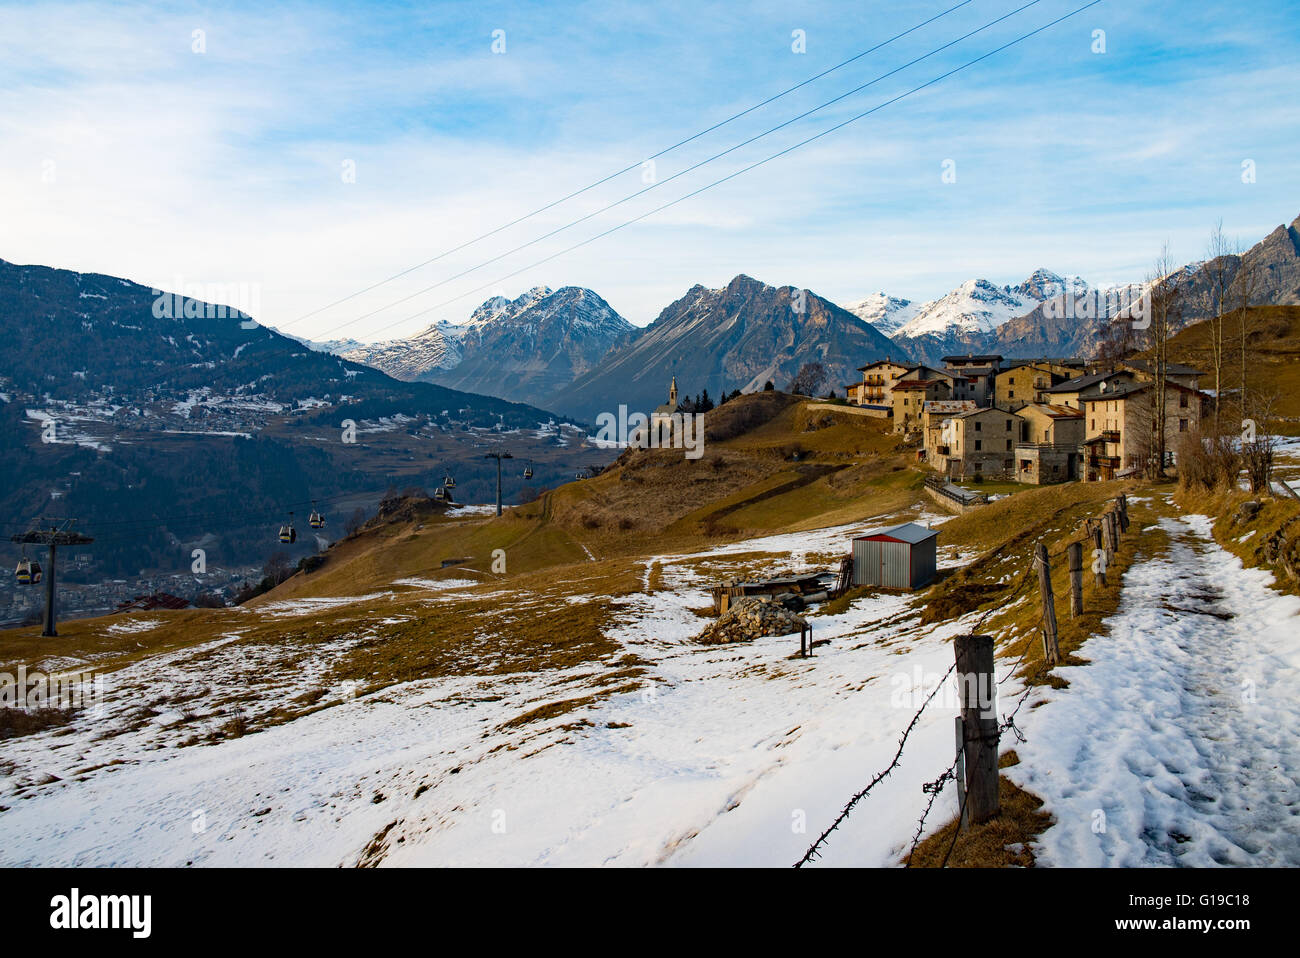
<box><xmin>797</xmin><ymin>495</ymin><xmax>1126</xmax><ymax>868</ymax></box>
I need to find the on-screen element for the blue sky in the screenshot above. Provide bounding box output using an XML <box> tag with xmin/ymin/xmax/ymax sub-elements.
<box><xmin>1</xmin><ymin>0</ymin><xmax>1297</xmax><ymax>339</ymax></box>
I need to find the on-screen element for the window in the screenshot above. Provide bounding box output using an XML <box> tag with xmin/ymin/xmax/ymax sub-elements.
<box><xmin>1006</xmin><ymin>439</ymin><xmax>1012</xmax><ymax>451</ymax></box>
<box><xmin>1008</xmin><ymin>389</ymin><xmax>1015</xmax><ymax>398</ymax></box>
<box><xmin>975</xmin><ymin>440</ymin><xmax>982</xmax><ymax>451</ymax></box>
<box><xmin>1180</xmin><ymin>419</ymin><xmax>1188</xmax><ymax>432</ymax></box>
<box><xmin>975</xmin><ymin>421</ymin><xmax>982</xmax><ymax>431</ymax></box>
<box><xmin>1180</xmin><ymin>393</ymin><xmax>1188</xmax><ymax>408</ymax></box>
<box><xmin>1006</xmin><ymin>420</ymin><xmax>1012</xmax><ymax>430</ymax></box>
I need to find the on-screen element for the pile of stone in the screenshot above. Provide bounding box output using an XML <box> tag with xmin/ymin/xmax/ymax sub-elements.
<box><xmin>695</xmin><ymin>596</ymin><xmax>809</xmax><ymax>645</ymax></box>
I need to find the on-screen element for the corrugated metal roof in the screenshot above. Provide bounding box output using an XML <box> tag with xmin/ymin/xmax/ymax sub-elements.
<box><xmin>854</xmin><ymin>521</ymin><xmax>939</xmax><ymax>544</ymax></box>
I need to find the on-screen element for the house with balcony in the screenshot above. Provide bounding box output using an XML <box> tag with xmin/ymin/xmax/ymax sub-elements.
<box><xmin>994</xmin><ymin>362</ymin><xmax>1072</xmax><ymax>410</ymax></box>
<box><xmin>892</xmin><ymin>376</ymin><xmax>953</xmax><ymax>434</ymax></box>
<box><xmin>1078</xmin><ymin>379</ymin><xmax>1206</xmax><ymax>481</ymax></box>
<box><xmin>931</xmin><ymin>406</ymin><xmax>1023</xmax><ymax>479</ymax></box>
<box><xmin>846</xmin><ymin>358</ymin><xmax>911</xmax><ymax>409</ymax></box>
<box><xmin>921</xmin><ymin>400</ymin><xmax>978</xmax><ymax>464</ymax></box>
<box><xmin>1013</xmin><ymin>402</ymin><xmax>1085</xmax><ymax>484</ymax></box>
<box><xmin>1119</xmin><ymin>359</ymin><xmax>1205</xmax><ymax>390</ymax></box>
<box><xmin>1040</xmin><ymin>369</ymin><xmax>1138</xmax><ymax>410</ymax></box>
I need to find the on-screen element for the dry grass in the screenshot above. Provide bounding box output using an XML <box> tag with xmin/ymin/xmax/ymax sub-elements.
<box><xmin>1155</xmin><ymin>304</ymin><xmax>1300</xmax><ymax>431</ymax></box>
<box><xmin>0</xmin><ymin>706</ymin><xmax>78</xmax><ymax>739</ymax></box>
<box><xmin>905</xmin><ymin>752</ymin><xmax>1054</xmax><ymax>867</ymax></box>
<box><xmin>1175</xmin><ymin>485</ymin><xmax>1300</xmax><ymax>595</ymax></box>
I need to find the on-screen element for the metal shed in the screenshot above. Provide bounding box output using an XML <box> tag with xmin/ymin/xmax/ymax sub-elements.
<box><xmin>851</xmin><ymin>522</ymin><xmax>939</xmax><ymax>590</ymax></box>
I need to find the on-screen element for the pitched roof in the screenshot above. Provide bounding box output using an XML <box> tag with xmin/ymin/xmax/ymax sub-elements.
<box><xmin>1020</xmin><ymin>401</ymin><xmax>1084</xmax><ymax>419</ymax></box>
<box><xmin>942</xmin><ymin>354</ymin><xmax>1003</xmax><ymax>363</ymax></box>
<box><xmin>854</xmin><ymin>521</ymin><xmax>939</xmax><ymax>545</ymax></box>
<box><xmin>1044</xmin><ymin>370</ymin><xmax>1131</xmax><ymax>393</ymax></box>
<box><xmin>995</xmin><ymin>361</ymin><xmax>1058</xmax><ymax>378</ymax></box>
<box><xmin>900</xmin><ymin>364</ymin><xmax>956</xmax><ymax>381</ymax></box>
<box><xmin>892</xmin><ymin>379</ymin><xmax>942</xmax><ymax>390</ymax></box>
<box><xmin>1121</xmin><ymin>359</ymin><xmax>1206</xmax><ymax>376</ymax></box>
<box><xmin>923</xmin><ymin>400</ymin><xmax>977</xmax><ymax>414</ymax></box>
<box><xmin>952</xmin><ymin>406</ymin><xmax>1023</xmax><ymax>420</ymax></box>
<box><xmin>1078</xmin><ymin>381</ymin><xmax>1150</xmax><ymax>401</ymax></box>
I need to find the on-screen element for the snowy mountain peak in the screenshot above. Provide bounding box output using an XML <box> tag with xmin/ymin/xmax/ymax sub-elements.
<box><xmin>1014</xmin><ymin>268</ymin><xmax>1067</xmax><ymax>300</ymax></box>
<box><xmin>843</xmin><ymin>292</ymin><xmax>921</xmax><ymax>335</ymax></box>
<box><xmin>895</xmin><ymin>277</ymin><xmax>1040</xmax><ymax>340</ymax></box>
<box><xmin>340</xmin><ymin>285</ymin><xmax>633</xmax><ymax>401</ymax></box>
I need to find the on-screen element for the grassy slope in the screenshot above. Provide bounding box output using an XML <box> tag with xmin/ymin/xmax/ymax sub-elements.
<box><xmin>1156</xmin><ymin>303</ymin><xmax>1300</xmax><ymax>430</ymax></box>
<box><xmin>0</xmin><ymin>392</ymin><xmax>916</xmax><ymax>671</ymax></box>
<box><xmin>3</xmin><ymin>390</ymin><xmax>1231</xmax><ymax>866</ymax></box>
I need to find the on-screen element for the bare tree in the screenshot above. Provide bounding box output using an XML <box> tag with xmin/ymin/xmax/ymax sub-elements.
<box><xmin>1203</xmin><ymin>221</ymin><xmax>1235</xmax><ymax>436</ymax></box>
<box><xmin>786</xmin><ymin>363</ymin><xmax>828</xmax><ymax>397</ymax></box>
<box><xmin>1230</xmin><ymin>240</ymin><xmax>1259</xmax><ymax>424</ymax></box>
<box><xmin>344</xmin><ymin>506</ymin><xmax>367</xmax><ymax>537</ymax></box>
<box><xmin>1242</xmin><ymin>391</ymin><xmax>1280</xmax><ymax>494</ymax></box>
<box><xmin>1145</xmin><ymin>243</ymin><xmax>1180</xmax><ymax>477</ymax></box>
<box><xmin>263</xmin><ymin>551</ymin><xmax>294</xmax><ymax>586</ymax></box>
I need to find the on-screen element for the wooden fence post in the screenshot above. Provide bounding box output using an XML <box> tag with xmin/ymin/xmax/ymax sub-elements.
<box><xmin>954</xmin><ymin>715</ymin><xmax>968</xmax><ymax>830</ymax></box>
<box><xmin>1035</xmin><ymin>542</ymin><xmax>1060</xmax><ymax>665</ymax></box>
<box><xmin>1117</xmin><ymin>494</ymin><xmax>1130</xmax><ymax>533</ymax></box>
<box><xmin>1089</xmin><ymin>520</ymin><xmax>1107</xmax><ymax>587</ymax></box>
<box><xmin>1103</xmin><ymin>512</ymin><xmax>1117</xmax><ymax>564</ymax></box>
<box><xmin>1067</xmin><ymin>540</ymin><xmax>1084</xmax><ymax>618</ymax></box>
<box><xmin>954</xmin><ymin>634</ymin><xmax>1000</xmax><ymax>825</ymax></box>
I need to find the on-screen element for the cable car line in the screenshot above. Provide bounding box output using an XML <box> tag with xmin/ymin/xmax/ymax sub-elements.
<box><xmin>318</xmin><ymin>0</ymin><xmax>1096</xmax><ymax>345</ymax></box>
<box><xmin>305</xmin><ymin>0</ymin><xmax>1044</xmax><ymax>344</ymax></box>
<box><xmin>279</xmin><ymin>1</ymin><xmax>973</xmax><ymax>330</ymax></box>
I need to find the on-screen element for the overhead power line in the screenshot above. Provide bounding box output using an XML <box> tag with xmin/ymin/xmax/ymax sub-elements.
<box><xmin>323</xmin><ymin>0</ymin><xmax>1102</xmax><ymax>346</ymax></box>
<box><xmin>305</xmin><ymin>0</ymin><xmax>1046</xmax><ymax>341</ymax></box>
<box><xmin>282</xmin><ymin>1</ymin><xmax>975</xmax><ymax>329</ymax></box>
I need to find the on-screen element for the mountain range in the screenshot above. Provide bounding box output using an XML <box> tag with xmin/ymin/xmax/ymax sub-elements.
<box><xmin>858</xmin><ymin>213</ymin><xmax>1300</xmax><ymax>365</ymax></box>
<box><xmin>341</xmin><ymin>286</ymin><xmax>636</xmax><ymax>406</ymax></box>
<box><xmin>547</xmin><ymin>275</ymin><xmax>900</xmax><ymax>420</ymax></box>
<box><xmin>326</xmin><ymin>212</ymin><xmax>1299</xmax><ymax>416</ymax></box>
<box><xmin>0</xmin><ymin>258</ymin><xmax>601</xmax><ymax>596</ymax></box>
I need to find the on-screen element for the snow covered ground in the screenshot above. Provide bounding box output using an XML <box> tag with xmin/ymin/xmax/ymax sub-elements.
<box><xmin>0</xmin><ymin>512</ymin><xmax>980</xmax><ymax>867</ymax></box>
<box><xmin>2</xmin><ymin>505</ymin><xmax>1297</xmax><ymax>867</ymax></box>
<box><xmin>1010</xmin><ymin>513</ymin><xmax>1300</xmax><ymax>866</ymax></box>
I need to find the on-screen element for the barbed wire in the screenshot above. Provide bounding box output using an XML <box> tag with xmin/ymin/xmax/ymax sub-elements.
<box><xmin>800</xmin><ymin>514</ymin><xmax>1110</xmax><ymax>868</ymax></box>
<box><xmin>793</xmin><ymin>657</ymin><xmax>957</xmax><ymax>868</ymax></box>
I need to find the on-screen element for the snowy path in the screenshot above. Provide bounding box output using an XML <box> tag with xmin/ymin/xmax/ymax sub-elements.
<box><xmin>1011</xmin><ymin>513</ymin><xmax>1300</xmax><ymax>866</ymax></box>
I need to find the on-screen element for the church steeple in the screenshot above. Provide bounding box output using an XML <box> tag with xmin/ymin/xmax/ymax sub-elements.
<box><xmin>669</xmin><ymin>376</ymin><xmax>678</xmax><ymax>407</ymax></box>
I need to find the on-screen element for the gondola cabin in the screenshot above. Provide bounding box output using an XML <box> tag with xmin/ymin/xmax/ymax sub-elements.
<box><xmin>15</xmin><ymin>558</ymin><xmax>42</xmax><ymax>585</ymax></box>
<box><xmin>851</xmin><ymin>522</ymin><xmax>938</xmax><ymax>590</ymax></box>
